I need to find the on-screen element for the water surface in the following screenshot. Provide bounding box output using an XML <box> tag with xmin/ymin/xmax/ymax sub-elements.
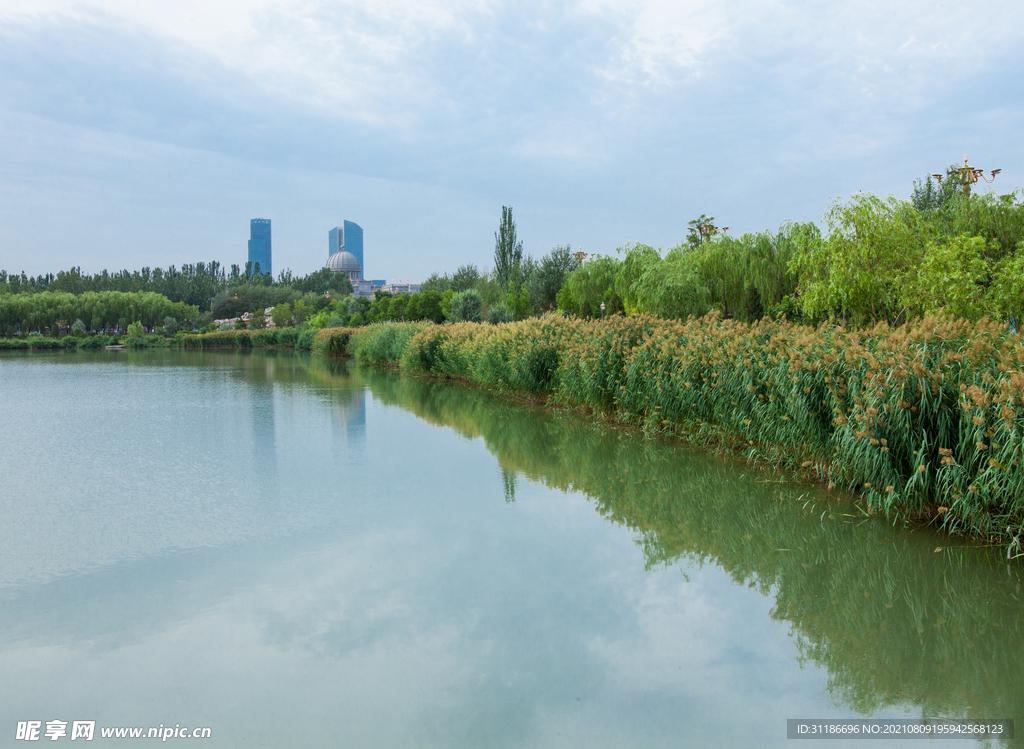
<box><xmin>1</xmin><ymin>350</ymin><xmax>1021</xmax><ymax>747</ymax></box>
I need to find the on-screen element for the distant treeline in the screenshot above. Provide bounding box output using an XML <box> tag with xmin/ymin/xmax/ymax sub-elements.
<box><xmin>0</xmin><ymin>262</ymin><xmax>352</xmax><ymax>313</ymax></box>
<box><xmin>0</xmin><ymin>291</ymin><xmax>197</xmax><ymax>335</ymax></box>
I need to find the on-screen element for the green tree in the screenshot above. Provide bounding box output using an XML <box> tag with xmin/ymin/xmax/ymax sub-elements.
<box><xmin>493</xmin><ymin>206</ymin><xmax>524</xmax><ymax>288</ymax></box>
<box><xmin>557</xmin><ymin>255</ymin><xmax>623</xmax><ymax>318</ymax></box>
<box><xmin>897</xmin><ymin>235</ymin><xmax>991</xmax><ymax>320</ymax></box>
<box><xmin>126</xmin><ymin>321</ymin><xmax>144</xmax><ymax>338</ymax></box>
<box><xmin>526</xmin><ymin>245</ymin><xmax>577</xmax><ymax>313</ymax></box>
<box><xmin>632</xmin><ymin>248</ymin><xmax>712</xmax><ymax>320</ymax></box>
<box><xmin>793</xmin><ymin>194</ymin><xmax>922</xmax><ymax>324</ymax></box>
<box><xmin>487</xmin><ymin>301</ymin><xmax>514</xmax><ymax>324</ymax></box>
<box><xmin>271</xmin><ymin>303</ymin><xmax>293</xmax><ymax>328</ymax></box>
<box><xmin>448</xmin><ymin>289</ymin><xmax>483</xmax><ymax>322</ymax></box>
<box><xmin>451</xmin><ymin>264</ymin><xmax>481</xmax><ymax>292</ymax></box>
<box><xmin>416</xmin><ymin>290</ymin><xmax>444</xmax><ymax>323</ymax></box>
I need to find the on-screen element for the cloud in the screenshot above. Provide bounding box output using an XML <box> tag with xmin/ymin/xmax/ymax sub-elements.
<box><xmin>0</xmin><ymin>0</ymin><xmax>1021</xmax><ymax>275</ymax></box>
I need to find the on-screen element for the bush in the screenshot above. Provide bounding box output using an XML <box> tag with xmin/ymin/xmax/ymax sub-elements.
<box><xmin>311</xmin><ymin>327</ymin><xmax>354</xmax><ymax>357</ymax></box>
<box><xmin>486</xmin><ymin>301</ymin><xmax>515</xmax><ymax>324</ymax></box>
<box><xmin>448</xmin><ymin>290</ymin><xmax>483</xmax><ymax>323</ymax></box>
<box><xmin>296</xmin><ymin>330</ymin><xmax>315</xmax><ymax>351</ymax></box>
<box><xmin>276</xmin><ymin>327</ymin><xmax>299</xmax><ymax>347</ymax></box>
<box><xmin>252</xmin><ymin>329</ymin><xmax>277</xmax><ymax>347</ymax></box>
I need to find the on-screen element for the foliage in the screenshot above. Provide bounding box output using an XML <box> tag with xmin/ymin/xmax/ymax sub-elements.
<box><xmin>487</xmin><ymin>301</ymin><xmax>514</xmax><ymax>324</ymax></box>
<box><xmin>525</xmin><ymin>245</ymin><xmax>577</xmax><ymax>314</ymax></box>
<box><xmin>448</xmin><ymin>289</ymin><xmax>483</xmax><ymax>323</ymax></box>
<box><xmin>290</xmin><ymin>267</ymin><xmax>353</xmax><ymax>296</ymax></box>
<box><xmin>556</xmin><ymin>255</ymin><xmax>623</xmax><ymax>318</ymax></box>
<box><xmin>0</xmin><ymin>290</ymin><xmax>196</xmax><ymax>336</ymax></box>
<box><xmin>271</xmin><ymin>303</ymin><xmax>293</xmax><ymax>328</ymax></box>
<box><xmin>493</xmin><ymin>206</ymin><xmax>524</xmax><ymax>289</ymax></box>
<box><xmin>896</xmin><ymin>235</ymin><xmax>990</xmax><ymax>320</ymax></box>
<box><xmin>793</xmin><ymin>194</ymin><xmax>923</xmax><ymax>324</ymax></box>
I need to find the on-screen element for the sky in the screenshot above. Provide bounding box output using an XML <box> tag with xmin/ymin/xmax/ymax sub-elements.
<box><xmin>0</xmin><ymin>0</ymin><xmax>1021</xmax><ymax>281</ymax></box>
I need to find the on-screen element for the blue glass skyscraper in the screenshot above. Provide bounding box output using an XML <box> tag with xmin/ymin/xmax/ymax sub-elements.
<box><xmin>248</xmin><ymin>218</ymin><xmax>272</xmax><ymax>277</ymax></box>
<box><xmin>328</xmin><ymin>221</ymin><xmax>363</xmax><ymax>277</ymax></box>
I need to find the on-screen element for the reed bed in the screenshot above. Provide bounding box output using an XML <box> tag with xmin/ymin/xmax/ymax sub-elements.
<box><xmin>340</xmin><ymin>313</ymin><xmax>1024</xmax><ymax>544</ymax></box>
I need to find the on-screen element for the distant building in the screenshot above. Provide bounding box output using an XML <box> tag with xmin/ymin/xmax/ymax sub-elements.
<box><xmin>329</xmin><ymin>221</ymin><xmax>364</xmax><ymax>276</ymax></box>
<box><xmin>248</xmin><ymin>218</ymin><xmax>272</xmax><ymax>277</ymax></box>
<box><xmin>351</xmin><ymin>279</ymin><xmax>387</xmax><ymax>297</ymax></box>
<box><xmin>382</xmin><ymin>281</ymin><xmax>421</xmax><ymax>295</ymax></box>
<box><xmin>327</xmin><ymin>221</ymin><xmax>384</xmax><ymax>297</ymax></box>
<box><xmin>326</xmin><ymin>250</ymin><xmax>361</xmax><ymax>282</ymax></box>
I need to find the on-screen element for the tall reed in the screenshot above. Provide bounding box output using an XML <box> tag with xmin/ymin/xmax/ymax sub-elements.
<box><xmin>340</xmin><ymin>314</ymin><xmax>1024</xmax><ymax>544</ymax></box>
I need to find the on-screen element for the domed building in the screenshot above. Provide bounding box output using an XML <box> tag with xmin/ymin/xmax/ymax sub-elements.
<box><xmin>326</xmin><ymin>249</ymin><xmax>361</xmax><ymax>281</ymax></box>
<box><xmin>327</xmin><ymin>221</ymin><xmax>386</xmax><ymax>297</ymax></box>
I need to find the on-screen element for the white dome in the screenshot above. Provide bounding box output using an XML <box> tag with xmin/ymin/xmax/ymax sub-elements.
<box><xmin>327</xmin><ymin>250</ymin><xmax>360</xmax><ymax>274</ymax></box>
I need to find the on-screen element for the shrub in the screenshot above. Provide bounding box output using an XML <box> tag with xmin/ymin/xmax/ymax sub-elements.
<box><xmin>448</xmin><ymin>290</ymin><xmax>483</xmax><ymax>323</ymax></box>
<box><xmin>487</xmin><ymin>301</ymin><xmax>515</xmax><ymax>325</ymax></box>
<box><xmin>311</xmin><ymin>327</ymin><xmax>354</xmax><ymax>357</ymax></box>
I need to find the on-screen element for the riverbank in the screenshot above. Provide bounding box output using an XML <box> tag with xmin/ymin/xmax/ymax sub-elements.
<box><xmin>314</xmin><ymin>314</ymin><xmax>1024</xmax><ymax>550</ymax></box>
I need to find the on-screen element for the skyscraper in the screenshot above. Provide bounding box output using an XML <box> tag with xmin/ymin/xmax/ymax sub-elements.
<box><xmin>328</xmin><ymin>220</ymin><xmax>363</xmax><ymax>277</ymax></box>
<box><xmin>248</xmin><ymin>218</ymin><xmax>272</xmax><ymax>277</ymax></box>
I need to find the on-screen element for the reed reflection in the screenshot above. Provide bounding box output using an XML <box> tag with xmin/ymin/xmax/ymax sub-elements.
<box><xmin>345</xmin><ymin>361</ymin><xmax>1024</xmax><ymax>729</ymax></box>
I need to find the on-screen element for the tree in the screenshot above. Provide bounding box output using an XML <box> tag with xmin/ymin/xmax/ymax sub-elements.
<box><xmin>417</xmin><ymin>290</ymin><xmax>444</xmax><ymax>323</ymax></box>
<box><xmin>493</xmin><ymin>206</ymin><xmax>524</xmax><ymax>288</ymax></box>
<box><xmin>686</xmin><ymin>214</ymin><xmax>723</xmax><ymax>248</ymax></box>
<box><xmin>448</xmin><ymin>289</ymin><xmax>483</xmax><ymax>322</ymax></box>
<box><xmin>557</xmin><ymin>255</ymin><xmax>623</xmax><ymax>318</ymax></box>
<box><xmin>451</xmin><ymin>263</ymin><xmax>481</xmax><ymax>292</ymax></box>
<box><xmin>271</xmin><ymin>303</ymin><xmax>293</xmax><ymax>328</ymax></box>
<box><xmin>126</xmin><ymin>321</ymin><xmax>144</xmax><ymax>338</ymax></box>
<box><xmin>487</xmin><ymin>301</ymin><xmax>514</xmax><ymax>324</ymax></box>
<box><xmin>792</xmin><ymin>193</ymin><xmax>922</xmax><ymax>324</ymax></box>
<box><xmin>525</xmin><ymin>245</ymin><xmax>576</xmax><ymax>313</ymax></box>
<box><xmin>896</xmin><ymin>234</ymin><xmax>990</xmax><ymax>320</ymax></box>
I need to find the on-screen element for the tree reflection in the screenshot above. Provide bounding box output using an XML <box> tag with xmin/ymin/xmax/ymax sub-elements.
<box><xmin>345</xmin><ymin>361</ymin><xmax>1024</xmax><ymax>729</ymax></box>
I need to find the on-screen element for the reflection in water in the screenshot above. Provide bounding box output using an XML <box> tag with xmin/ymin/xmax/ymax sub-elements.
<box><xmin>2</xmin><ymin>349</ymin><xmax>1022</xmax><ymax>746</ymax></box>
<box><xmin>347</xmin><ymin>361</ymin><xmax>1024</xmax><ymax>729</ymax></box>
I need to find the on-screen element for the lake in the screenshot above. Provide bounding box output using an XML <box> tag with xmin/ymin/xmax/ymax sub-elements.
<box><xmin>1</xmin><ymin>349</ymin><xmax>1021</xmax><ymax>747</ymax></box>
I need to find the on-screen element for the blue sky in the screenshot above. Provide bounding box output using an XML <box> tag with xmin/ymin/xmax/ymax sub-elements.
<box><xmin>1</xmin><ymin>0</ymin><xmax>1021</xmax><ymax>281</ymax></box>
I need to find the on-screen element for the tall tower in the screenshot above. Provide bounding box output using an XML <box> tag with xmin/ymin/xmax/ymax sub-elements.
<box><xmin>248</xmin><ymin>218</ymin><xmax>272</xmax><ymax>277</ymax></box>
<box><xmin>328</xmin><ymin>221</ymin><xmax>363</xmax><ymax>277</ymax></box>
